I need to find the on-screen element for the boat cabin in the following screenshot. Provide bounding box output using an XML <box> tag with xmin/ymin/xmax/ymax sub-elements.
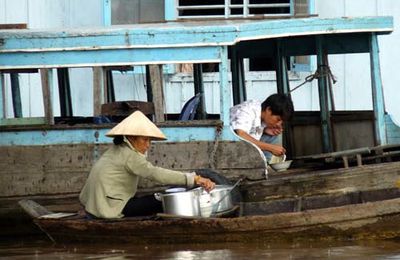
<box><xmin>0</xmin><ymin>16</ymin><xmax>396</xmax><ymax>201</ymax></box>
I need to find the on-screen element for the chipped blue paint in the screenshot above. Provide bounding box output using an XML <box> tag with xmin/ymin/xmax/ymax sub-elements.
<box><xmin>0</xmin><ymin>25</ymin><xmax>236</xmax><ymax>52</ymax></box>
<box><xmin>386</xmin><ymin>114</ymin><xmax>400</xmax><ymax>144</ymax></box>
<box><xmin>0</xmin><ymin>126</ymin><xmax>238</xmax><ymax>146</ymax></box>
<box><xmin>0</xmin><ymin>17</ymin><xmax>392</xmax><ymax>52</ymax></box>
<box><xmin>370</xmin><ymin>33</ymin><xmax>387</xmax><ymax>145</ymax></box>
<box><xmin>0</xmin><ymin>17</ymin><xmax>393</xmax><ymax>70</ymax></box>
<box><xmin>290</xmin><ymin>0</ymin><xmax>294</xmax><ymax>16</ymax></box>
<box><xmin>237</xmin><ymin>16</ymin><xmax>392</xmax><ymax>41</ymax></box>
<box><xmin>0</xmin><ymin>46</ymin><xmax>222</xmax><ymax>69</ymax></box>
<box><xmin>309</xmin><ymin>0</ymin><xmax>315</xmax><ymax>15</ymax></box>
<box><xmin>103</xmin><ymin>0</ymin><xmax>112</xmax><ymax>26</ymax></box>
<box><xmin>218</xmin><ymin>46</ymin><xmax>238</xmax><ymax>141</ymax></box>
<box><xmin>219</xmin><ymin>46</ymin><xmax>230</xmax><ymax>127</ymax></box>
<box><xmin>165</xmin><ymin>0</ymin><xmax>177</xmax><ymax>21</ymax></box>
<box><xmin>0</xmin><ymin>74</ymin><xmax>4</xmax><ymax>119</ymax></box>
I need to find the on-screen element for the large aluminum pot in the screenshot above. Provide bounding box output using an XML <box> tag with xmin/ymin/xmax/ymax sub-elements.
<box><xmin>154</xmin><ymin>188</ymin><xmax>202</xmax><ymax>217</ymax></box>
<box><xmin>209</xmin><ymin>185</ymin><xmax>234</xmax><ymax>213</ymax></box>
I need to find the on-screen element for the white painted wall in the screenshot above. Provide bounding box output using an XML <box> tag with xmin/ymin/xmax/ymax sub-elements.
<box><xmin>0</xmin><ymin>0</ymin><xmax>102</xmax><ymax>117</ymax></box>
<box><xmin>315</xmin><ymin>0</ymin><xmax>400</xmax><ymax>124</ymax></box>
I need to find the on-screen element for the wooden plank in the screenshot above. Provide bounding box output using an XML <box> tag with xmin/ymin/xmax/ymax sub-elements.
<box><xmin>40</xmin><ymin>69</ymin><xmax>54</xmax><ymax>125</ymax></box>
<box><xmin>0</xmin><ymin>69</ymin><xmax>38</xmax><ymax>73</ymax></box>
<box><xmin>242</xmin><ymin>187</ymin><xmax>400</xmax><ymax>215</ymax></box>
<box><xmin>149</xmin><ymin>65</ymin><xmax>165</xmax><ymax>122</ymax></box>
<box><xmin>242</xmin><ymin>161</ymin><xmax>400</xmax><ymax>202</ymax></box>
<box><xmin>18</xmin><ymin>199</ymin><xmax>53</xmax><ymax>218</ymax></box>
<box><xmin>0</xmin><ymin>23</ymin><xmax>27</xmax><ymax>29</ymax></box>
<box><xmin>0</xmin><ymin>117</ymin><xmax>46</xmax><ymax>126</ymax></box>
<box><xmin>0</xmin><ymin>141</ymin><xmax>265</xmax><ymax>196</ymax></box>
<box><xmin>295</xmin><ymin>147</ymin><xmax>370</xmax><ymax>160</ymax></box>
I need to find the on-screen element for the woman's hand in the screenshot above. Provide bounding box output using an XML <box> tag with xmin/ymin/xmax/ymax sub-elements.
<box><xmin>195</xmin><ymin>175</ymin><xmax>215</xmax><ymax>192</ymax></box>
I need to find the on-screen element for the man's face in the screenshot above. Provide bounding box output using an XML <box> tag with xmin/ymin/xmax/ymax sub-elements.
<box><xmin>261</xmin><ymin>107</ymin><xmax>283</xmax><ymax>128</ymax></box>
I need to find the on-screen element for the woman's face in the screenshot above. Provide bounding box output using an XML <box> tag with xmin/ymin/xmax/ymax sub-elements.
<box><xmin>127</xmin><ymin>136</ymin><xmax>151</xmax><ymax>154</ymax></box>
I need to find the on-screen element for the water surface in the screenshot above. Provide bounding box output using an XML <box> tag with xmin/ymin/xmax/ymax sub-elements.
<box><xmin>1</xmin><ymin>238</ymin><xmax>400</xmax><ymax>259</ymax></box>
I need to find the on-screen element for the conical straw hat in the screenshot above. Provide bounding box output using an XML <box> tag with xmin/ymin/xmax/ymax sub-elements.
<box><xmin>106</xmin><ymin>111</ymin><xmax>167</xmax><ymax>140</ymax></box>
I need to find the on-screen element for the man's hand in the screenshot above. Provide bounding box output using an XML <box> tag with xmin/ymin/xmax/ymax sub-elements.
<box><xmin>269</xmin><ymin>144</ymin><xmax>286</xmax><ymax>156</ymax></box>
<box><xmin>264</xmin><ymin>126</ymin><xmax>283</xmax><ymax>136</ymax></box>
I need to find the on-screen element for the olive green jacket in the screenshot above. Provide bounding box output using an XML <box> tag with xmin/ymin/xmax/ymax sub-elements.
<box><xmin>79</xmin><ymin>143</ymin><xmax>195</xmax><ymax>218</ymax></box>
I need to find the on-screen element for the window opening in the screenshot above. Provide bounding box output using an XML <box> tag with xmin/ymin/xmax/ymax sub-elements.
<box><xmin>177</xmin><ymin>0</ymin><xmax>292</xmax><ymax>19</ymax></box>
<box><xmin>111</xmin><ymin>0</ymin><xmax>165</xmax><ymax>24</ymax></box>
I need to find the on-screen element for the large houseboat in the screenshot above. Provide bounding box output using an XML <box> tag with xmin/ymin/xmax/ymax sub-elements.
<box><xmin>1</xmin><ymin>14</ymin><xmax>400</xmax><ymax>238</ymax></box>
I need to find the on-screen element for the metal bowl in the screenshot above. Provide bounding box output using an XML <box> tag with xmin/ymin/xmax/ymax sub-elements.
<box><xmin>270</xmin><ymin>160</ymin><xmax>293</xmax><ymax>172</ymax></box>
<box><xmin>209</xmin><ymin>185</ymin><xmax>234</xmax><ymax>213</ymax></box>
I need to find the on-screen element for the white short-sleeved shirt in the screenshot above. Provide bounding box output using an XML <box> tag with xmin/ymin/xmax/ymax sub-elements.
<box><xmin>230</xmin><ymin>100</ymin><xmax>266</xmax><ymax>140</ymax></box>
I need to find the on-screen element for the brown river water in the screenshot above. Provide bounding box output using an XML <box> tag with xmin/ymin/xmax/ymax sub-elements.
<box><xmin>1</xmin><ymin>236</ymin><xmax>400</xmax><ymax>259</ymax></box>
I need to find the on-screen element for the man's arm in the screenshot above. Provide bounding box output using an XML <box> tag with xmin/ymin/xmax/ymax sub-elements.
<box><xmin>235</xmin><ymin>129</ymin><xmax>286</xmax><ymax>156</ymax></box>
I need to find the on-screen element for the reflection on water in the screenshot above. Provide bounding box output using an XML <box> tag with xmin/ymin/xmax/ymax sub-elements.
<box><xmin>1</xmin><ymin>238</ymin><xmax>400</xmax><ymax>259</ymax></box>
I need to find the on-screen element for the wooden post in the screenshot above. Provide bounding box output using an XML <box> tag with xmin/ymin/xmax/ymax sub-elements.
<box><xmin>57</xmin><ymin>68</ymin><xmax>73</xmax><ymax>117</ymax></box>
<box><xmin>231</xmin><ymin>47</ymin><xmax>246</xmax><ymax>105</ymax></box>
<box><xmin>93</xmin><ymin>67</ymin><xmax>106</xmax><ymax>116</ymax></box>
<box><xmin>149</xmin><ymin>65</ymin><xmax>165</xmax><ymax>123</ymax></box>
<box><xmin>10</xmin><ymin>73</ymin><xmax>22</xmax><ymax>118</ymax></box>
<box><xmin>369</xmin><ymin>33</ymin><xmax>387</xmax><ymax>145</ymax></box>
<box><xmin>316</xmin><ymin>36</ymin><xmax>333</xmax><ymax>153</ymax></box>
<box><xmin>106</xmin><ymin>69</ymin><xmax>115</xmax><ymax>103</ymax></box>
<box><xmin>0</xmin><ymin>73</ymin><xmax>4</xmax><ymax>119</ymax></box>
<box><xmin>145</xmin><ymin>65</ymin><xmax>153</xmax><ymax>103</ymax></box>
<box><xmin>40</xmin><ymin>69</ymin><xmax>54</xmax><ymax>125</ymax></box>
<box><xmin>219</xmin><ymin>46</ymin><xmax>231</xmax><ymax>127</ymax></box>
<box><xmin>356</xmin><ymin>154</ymin><xmax>362</xmax><ymax>166</ymax></box>
<box><xmin>239</xmin><ymin>56</ymin><xmax>246</xmax><ymax>101</ymax></box>
<box><xmin>342</xmin><ymin>156</ymin><xmax>349</xmax><ymax>168</ymax></box>
<box><xmin>193</xmin><ymin>63</ymin><xmax>206</xmax><ymax>119</ymax></box>
<box><xmin>275</xmin><ymin>39</ymin><xmax>294</xmax><ymax>158</ymax></box>
<box><xmin>276</xmin><ymin>39</ymin><xmax>290</xmax><ymax>95</ymax></box>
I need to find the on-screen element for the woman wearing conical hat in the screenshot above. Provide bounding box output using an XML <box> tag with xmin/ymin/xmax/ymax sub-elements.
<box><xmin>79</xmin><ymin>111</ymin><xmax>215</xmax><ymax>219</ymax></box>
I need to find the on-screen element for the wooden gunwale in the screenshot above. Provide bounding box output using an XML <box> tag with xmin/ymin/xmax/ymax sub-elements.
<box><xmin>34</xmin><ymin>196</ymin><xmax>400</xmax><ymax>243</ymax></box>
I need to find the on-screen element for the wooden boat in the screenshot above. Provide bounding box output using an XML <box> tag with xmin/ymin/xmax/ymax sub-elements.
<box><xmin>2</xmin><ymin>14</ymin><xmax>400</xmax><ymax>239</ymax></box>
<box><xmin>20</xmin><ymin>184</ymin><xmax>400</xmax><ymax>244</ymax></box>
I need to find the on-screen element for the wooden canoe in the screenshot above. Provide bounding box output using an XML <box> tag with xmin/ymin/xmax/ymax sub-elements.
<box><xmin>20</xmin><ymin>187</ymin><xmax>400</xmax><ymax>244</ymax></box>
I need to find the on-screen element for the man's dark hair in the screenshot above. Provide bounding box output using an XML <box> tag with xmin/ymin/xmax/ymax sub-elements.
<box><xmin>261</xmin><ymin>94</ymin><xmax>294</xmax><ymax>121</ymax></box>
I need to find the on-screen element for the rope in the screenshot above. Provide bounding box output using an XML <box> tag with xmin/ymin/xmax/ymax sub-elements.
<box><xmin>290</xmin><ymin>64</ymin><xmax>337</xmax><ymax>93</ymax></box>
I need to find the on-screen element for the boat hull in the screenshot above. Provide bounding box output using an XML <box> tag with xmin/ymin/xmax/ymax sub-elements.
<box><xmin>34</xmin><ymin>197</ymin><xmax>400</xmax><ymax>244</ymax></box>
